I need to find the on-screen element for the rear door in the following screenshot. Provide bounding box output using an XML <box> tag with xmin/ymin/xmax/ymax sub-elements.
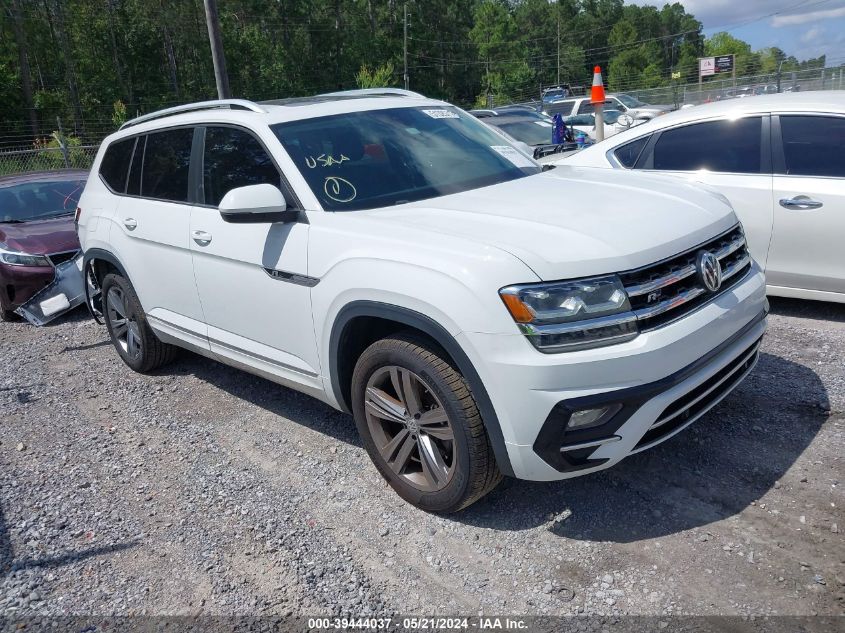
<box><xmin>768</xmin><ymin>114</ymin><xmax>845</xmax><ymax>295</ymax></box>
<box><xmin>107</xmin><ymin>127</ymin><xmax>208</xmax><ymax>348</ymax></box>
<box><xmin>633</xmin><ymin>116</ymin><xmax>773</xmax><ymax>269</ymax></box>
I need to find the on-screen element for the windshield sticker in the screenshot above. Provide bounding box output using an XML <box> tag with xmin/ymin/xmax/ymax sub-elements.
<box><xmin>491</xmin><ymin>145</ymin><xmax>536</xmax><ymax>169</ymax></box>
<box><xmin>422</xmin><ymin>109</ymin><xmax>460</xmax><ymax>119</ymax></box>
<box><xmin>305</xmin><ymin>154</ymin><xmax>349</xmax><ymax>169</ymax></box>
<box><xmin>324</xmin><ymin>176</ymin><xmax>357</xmax><ymax>203</ymax></box>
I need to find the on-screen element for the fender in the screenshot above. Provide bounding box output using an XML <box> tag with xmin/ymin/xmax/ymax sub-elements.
<box><xmin>329</xmin><ymin>301</ymin><xmax>514</xmax><ymax>477</ymax></box>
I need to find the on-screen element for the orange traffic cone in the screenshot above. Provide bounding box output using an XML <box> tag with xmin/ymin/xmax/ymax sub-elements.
<box><xmin>590</xmin><ymin>66</ymin><xmax>606</xmax><ymax>104</ymax></box>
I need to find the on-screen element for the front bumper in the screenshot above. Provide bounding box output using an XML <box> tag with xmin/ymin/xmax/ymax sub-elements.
<box><xmin>0</xmin><ymin>262</ymin><xmax>55</xmax><ymax>311</ymax></box>
<box><xmin>459</xmin><ymin>261</ymin><xmax>767</xmax><ymax>481</ymax></box>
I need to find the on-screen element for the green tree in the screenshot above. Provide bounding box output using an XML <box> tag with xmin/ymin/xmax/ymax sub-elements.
<box><xmin>356</xmin><ymin>63</ymin><xmax>396</xmax><ymax>89</ymax></box>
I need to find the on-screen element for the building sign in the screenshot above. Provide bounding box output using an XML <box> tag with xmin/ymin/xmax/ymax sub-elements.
<box><xmin>715</xmin><ymin>54</ymin><xmax>735</xmax><ymax>74</ymax></box>
<box><xmin>699</xmin><ymin>57</ymin><xmax>715</xmax><ymax>77</ymax></box>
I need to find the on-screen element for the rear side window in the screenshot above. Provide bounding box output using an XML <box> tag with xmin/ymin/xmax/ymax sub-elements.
<box><xmin>577</xmin><ymin>101</ymin><xmax>595</xmax><ymax>115</ymax></box>
<box><xmin>202</xmin><ymin>127</ymin><xmax>280</xmax><ymax>206</ymax></box>
<box><xmin>614</xmin><ymin>136</ymin><xmax>649</xmax><ymax>168</ymax></box>
<box><xmin>780</xmin><ymin>116</ymin><xmax>845</xmax><ymax>177</ymax></box>
<box><xmin>651</xmin><ymin>117</ymin><xmax>762</xmax><ymax>173</ymax></box>
<box><xmin>141</xmin><ymin>128</ymin><xmax>193</xmax><ymax>202</ymax></box>
<box><xmin>99</xmin><ymin>138</ymin><xmax>135</xmax><ymax>192</ymax></box>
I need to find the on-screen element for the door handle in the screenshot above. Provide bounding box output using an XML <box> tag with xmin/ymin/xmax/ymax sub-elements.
<box><xmin>192</xmin><ymin>230</ymin><xmax>213</xmax><ymax>246</ymax></box>
<box><xmin>779</xmin><ymin>196</ymin><xmax>823</xmax><ymax>210</ymax></box>
<box><xmin>123</xmin><ymin>218</ymin><xmax>138</xmax><ymax>230</ymax></box>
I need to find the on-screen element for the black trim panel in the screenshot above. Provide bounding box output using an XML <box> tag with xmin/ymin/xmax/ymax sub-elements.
<box><xmin>329</xmin><ymin>301</ymin><xmax>514</xmax><ymax>477</ymax></box>
<box><xmin>533</xmin><ymin>308</ymin><xmax>767</xmax><ymax>472</ymax></box>
<box><xmin>263</xmin><ymin>268</ymin><xmax>320</xmax><ymax>287</ymax></box>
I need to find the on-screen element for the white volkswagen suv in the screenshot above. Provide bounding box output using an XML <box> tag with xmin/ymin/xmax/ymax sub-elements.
<box><xmin>77</xmin><ymin>90</ymin><xmax>768</xmax><ymax>512</ymax></box>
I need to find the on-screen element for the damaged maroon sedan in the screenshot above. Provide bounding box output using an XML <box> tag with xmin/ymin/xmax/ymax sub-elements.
<box><xmin>0</xmin><ymin>170</ymin><xmax>87</xmax><ymax>321</ymax></box>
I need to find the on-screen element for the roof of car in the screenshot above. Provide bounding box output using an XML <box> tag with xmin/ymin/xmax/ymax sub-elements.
<box><xmin>558</xmin><ymin>90</ymin><xmax>845</xmax><ymax>166</ymax></box>
<box><xmin>0</xmin><ymin>169</ymin><xmax>89</xmax><ymax>187</ymax></box>
<box><xmin>108</xmin><ymin>91</ymin><xmax>448</xmax><ymax>142</ymax></box>
<box><xmin>615</xmin><ymin>90</ymin><xmax>845</xmax><ymax>135</ymax></box>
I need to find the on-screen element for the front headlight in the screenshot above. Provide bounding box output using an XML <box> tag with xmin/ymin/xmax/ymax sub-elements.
<box><xmin>500</xmin><ymin>275</ymin><xmax>638</xmax><ymax>352</ymax></box>
<box><xmin>0</xmin><ymin>249</ymin><xmax>52</xmax><ymax>267</ymax></box>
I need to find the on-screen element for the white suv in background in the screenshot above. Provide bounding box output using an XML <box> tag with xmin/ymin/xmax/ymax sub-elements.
<box><xmin>78</xmin><ymin>91</ymin><xmax>767</xmax><ymax>512</ymax></box>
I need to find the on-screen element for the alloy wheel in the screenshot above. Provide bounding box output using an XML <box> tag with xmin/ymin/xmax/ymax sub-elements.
<box><xmin>106</xmin><ymin>286</ymin><xmax>142</xmax><ymax>360</ymax></box>
<box><xmin>364</xmin><ymin>366</ymin><xmax>456</xmax><ymax>492</ymax></box>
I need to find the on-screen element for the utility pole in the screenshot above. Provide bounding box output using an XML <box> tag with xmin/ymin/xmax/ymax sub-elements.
<box><xmin>556</xmin><ymin>10</ymin><xmax>560</xmax><ymax>85</ymax></box>
<box><xmin>403</xmin><ymin>3</ymin><xmax>409</xmax><ymax>90</ymax></box>
<box><xmin>203</xmin><ymin>0</ymin><xmax>230</xmax><ymax>99</ymax></box>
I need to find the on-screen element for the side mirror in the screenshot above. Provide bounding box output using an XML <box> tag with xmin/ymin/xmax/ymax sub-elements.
<box><xmin>618</xmin><ymin>114</ymin><xmax>634</xmax><ymax>128</ymax></box>
<box><xmin>218</xmin><ymin>184</ymin><xmax>298</xmax><ymax>224</ymax></box>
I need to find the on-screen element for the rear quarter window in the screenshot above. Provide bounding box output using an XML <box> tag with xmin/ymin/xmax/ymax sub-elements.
<box><xmin>99</xmin><ymin>138</ymin><xmax>135</xmax><ymax>193</ymax></box>
<box><xmin>613</xmin><ymin>136</ymin><xmax>650</xmax><ymax>168</ymax></box>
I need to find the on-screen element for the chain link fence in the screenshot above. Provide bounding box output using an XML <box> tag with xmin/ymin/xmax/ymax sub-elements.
<box><xmin>626</xmin><ymin>67</ymin><xmax>845</xmax><ymax>108</ymax></box>
<box><xmin>0</xmin><ymin>145</ymin><xmax>98</xmax><ymax>177</ymax></box>
<box><xmin>471</xmin><ymin>65</ymin><xmax>844</xmax><ymax>111</ymax></box>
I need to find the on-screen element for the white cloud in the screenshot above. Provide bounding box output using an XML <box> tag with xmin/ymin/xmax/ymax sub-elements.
<box><xmin>800</xmin><ymin>26</ymin><xmax>822</xmax><ymax>43</ymax></box>
<box><xmin>625</xmin><ymin>0</ymin><xmax>845</xmax><ymax>29</ymax></box>
<box><xmin>771</xmin><ymin>6</ymin><xmax>845</xmax><ymax>26</ymax></box>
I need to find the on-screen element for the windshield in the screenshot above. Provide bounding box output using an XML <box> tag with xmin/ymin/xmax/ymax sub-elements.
<box><xmin>0</xmin><ymin>177</ymin><xmax>85</xmax><ymax>223</ymax></box>
<box><xmin>616</xmin><ymin>94</ymin><xmax>645</xmax><ymax>108</ymax></box>
<box><xmin>271</xmin><ymin>106</ymin><xmax>540</xmax><ymax>211</ymax></box>
<box><xmin>495</xmin><ymin>120</ymin><xmax>554</xmax><ymax>146</ymax></box>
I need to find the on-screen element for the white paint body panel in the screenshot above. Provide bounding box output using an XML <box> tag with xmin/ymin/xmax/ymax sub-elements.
<box><xmin>78</xmin><ymin>94</ymin><xmax>768</xmax><ymax>481</ymax></box>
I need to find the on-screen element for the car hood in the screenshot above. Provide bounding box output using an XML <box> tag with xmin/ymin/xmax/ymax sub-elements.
<box><xmin>361</xmin><ymin>166</ymin><xmax>737</xmax><ymax>281</ymax></box>
<box><xmin>631</xmin><ymin>104</ymin><xmax>673</xmax><ymax>115</ymax></box>
<box><xmin>0</xmin><ymin>215</ymin><xmax>80</xmax><ymax>256</ymax></box>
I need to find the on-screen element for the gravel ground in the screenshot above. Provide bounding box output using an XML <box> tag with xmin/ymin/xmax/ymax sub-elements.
<box><xmin>1</xmin><ymin>297</ymin><xmax>843</xmax><ymax>618</ymax></box>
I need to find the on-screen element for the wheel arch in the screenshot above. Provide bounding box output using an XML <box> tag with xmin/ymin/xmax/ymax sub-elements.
<box><xmin>329</xmin><ymin>300</ymin><xmax>514</xmax><ymax>477</ymax></box>
<box><xmin>83</xmin><ymin>248</ymin><xmax>132</xmax><ymax>322</ymax></box>
<box><xmin>84</xmin><ymin>247</ymin><xmax>130</xmax><ymax>285</ymax></box>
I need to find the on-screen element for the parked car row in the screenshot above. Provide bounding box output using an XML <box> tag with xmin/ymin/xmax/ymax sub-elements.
<box><xmin>543</xmin><ymin>92</ymin><xmax>674</xmax><ymax>121</ymax></box>
<box><xmin>2</xmin><ymin>89</ymin><xmax>841</xmax><ymax>513</ymax></box>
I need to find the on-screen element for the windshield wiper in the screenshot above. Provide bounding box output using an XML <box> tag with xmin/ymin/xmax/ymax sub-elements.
<box><xmin>0</xmin><ymin>218</ymin><xmax>27</xmax><ymax>224</ymax></box>
<box><xmin>35</xmin><ymin>211</ymin><xmax>74</xmax><ymax>221</ymax></box>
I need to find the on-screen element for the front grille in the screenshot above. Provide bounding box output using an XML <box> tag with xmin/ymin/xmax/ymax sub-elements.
<box><xmin>619</xmin><ymin>225</ymin><xmax>751</xmax><ymax>331</ymax></box>
<box><xmin>47</xmin><ymin>250</ymin><xmax>80</xmax><ymax>267</ymax></box>
<box><xmin>634</xmin><ymin>336</ymin><xmax>762</xmax><ymax>451</ymax></box>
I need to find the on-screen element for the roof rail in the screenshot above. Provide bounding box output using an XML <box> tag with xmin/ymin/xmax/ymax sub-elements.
<box><xmin>318</xmin><ymin>88</ymin><xmax>426</xmax><ymax>99</ymax></box>
<box><xmin>119</xmin><ymin>99</ymin><xmax>265</xmax><ymax>130</ymax></box>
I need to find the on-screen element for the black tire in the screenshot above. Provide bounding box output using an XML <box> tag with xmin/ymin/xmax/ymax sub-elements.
<box><xmin>351</xmin><ymin>332</ymin><xmax>502</xmax><ymax>513</ymax></box>
<box><xmin>101</xmin><ymin>273</ymin><xmax>177</xmax><ymax>373</ymax></box>
<box><xmin>1</xmin><ymin>308</ymin><xmax>18</xmax><ymax>322</ymax></box>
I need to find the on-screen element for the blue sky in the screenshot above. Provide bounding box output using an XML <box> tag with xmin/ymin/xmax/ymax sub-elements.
<box><xmin>630</xmin><ymin>0</ymin><xmax>845</xmax><ymax>64</ymax></box>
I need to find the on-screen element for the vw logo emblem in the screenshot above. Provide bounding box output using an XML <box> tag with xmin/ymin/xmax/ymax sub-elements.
<box><xmin>697</xmin><ymin>250</ymin><xmax>722</xmax><ymax>293</ymax></box>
